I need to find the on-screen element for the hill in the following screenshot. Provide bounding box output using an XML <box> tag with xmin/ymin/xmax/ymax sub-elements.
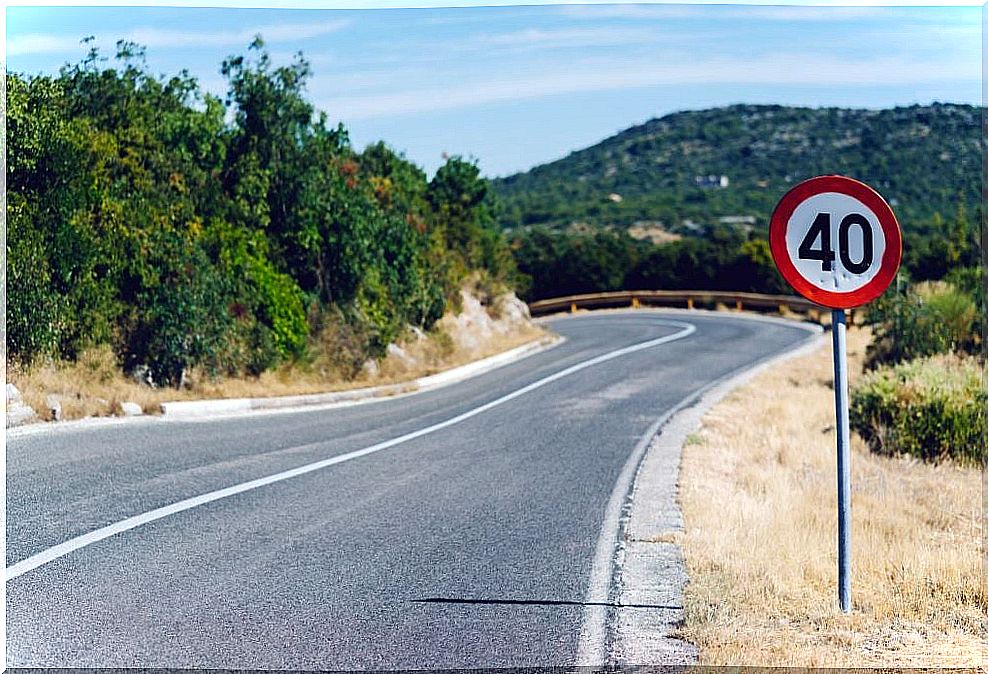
<box><xmin>494</xmin><ymin>103</ymin><xmax>981</xmax><ymax>237</ymax></box>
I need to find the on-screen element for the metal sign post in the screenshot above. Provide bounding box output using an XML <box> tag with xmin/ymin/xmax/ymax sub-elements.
<box><xmin>831</xmin><ymin>308</ymin><xmax>851</xmax><ymax>613</ymax></box>
<box><xmin>769</xmin><ymin>175</ymin><xmax>902</xmax><ymax>614</ymax></box>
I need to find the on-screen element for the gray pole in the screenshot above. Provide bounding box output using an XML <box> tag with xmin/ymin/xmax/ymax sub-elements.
<box><xmin>831</xmin><ymin>308</ymin><xmax>852</xmax><ymax>613</ymax></box>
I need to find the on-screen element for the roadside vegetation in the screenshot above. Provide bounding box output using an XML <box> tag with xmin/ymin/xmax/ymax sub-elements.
<box><xmin>508</xmin><ymin>209</ymin><xmax>977</xmax><ymax>303</ymax></box>
<box><xmin>510</xmin><ymin>225</ymin><xmax>788</xmax><ymax>301</ymax></box>
<box><xmin>10</xmin><ymin>284</ymin><xmax>546</xmax><ymax>421</ymax></box>
<box><xmin>7</xmin><ymin>38</ymin><xmax>531</xmax><ymax>419</ymax></box>
<box><xmin>853</xmin><ymin>271</ymin><xmax>984</xmax><ymax>466</ymax></box>
<box><xmin>676</xmin><ymin>326</ymin><xmax>983</xmax><ymax>666</ymax></box>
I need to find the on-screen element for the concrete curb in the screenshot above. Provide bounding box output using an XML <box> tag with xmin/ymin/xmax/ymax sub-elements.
<box><xmin>6</xmin><ymin>336</ymin><xmax>563</xmax><ymax>438</ymax></box>
<box><xmin>158</xmin><ymin>335</ymin><xmax>563</xmax><ymax>420</ymax></box>
<box><xmin>607</xmin><ymin>320</ymin><xmax>827</xmax><ymax>665</ymax></box>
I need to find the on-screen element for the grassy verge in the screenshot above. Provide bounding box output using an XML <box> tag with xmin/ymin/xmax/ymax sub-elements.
<box><xmin>9</xmin><ymin>295</ymin><xmax>547</xmax><ymax>423</ymax></box>
<box><xmin>675</xmin><ymin>327</ymin><xmax>984</xmax><ymax>666</ymax></box>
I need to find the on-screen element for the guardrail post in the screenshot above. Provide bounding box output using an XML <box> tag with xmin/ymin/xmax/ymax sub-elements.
<box><xmin>687</xmin><ymin>297</ymin><xmax>694</xmax><ymax>310</ymax></box>
<box><xmin>570</xmin><ymin>302</ymin><xmax>577</xmax><ymax>313</ymax></box>
<box><xmin>631</xmin><ymin>297</ymin><xmax>640</xmax><ymax>309</ymax></box>
<box><xmin>735</xmin><ymin>299</ymin><xmax>743</xmax><ymax>311</ymax></box>
<box><xmin>778</xmin><ymin>303</ymin><xmax>788</xmax><ymax>314</ymax></box>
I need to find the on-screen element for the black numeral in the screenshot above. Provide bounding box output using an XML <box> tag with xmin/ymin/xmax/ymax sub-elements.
<box><xmin>838</xmin><ymin>213</ymin><xmax>873</xmax><ymax>274</ymax></box>
<box><xmin>797</xmin><ymin>212</ymin><xmax>875</xmax><ymax>275</ymax></box>
<box><xmin>797</xmin><ymin>212</ymin><xmax>835</xmax><ymax>271</ymax></box>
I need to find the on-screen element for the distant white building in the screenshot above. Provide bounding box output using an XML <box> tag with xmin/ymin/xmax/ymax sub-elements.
<box><xmin>695</xmin><ymin>174</ymin><xmax>729</xmax><ymax>189</ymax></box>
<box><xmin>718</xmin><ymin>215</ymin><xmax>756</xmax><ymax>225</ymax></box>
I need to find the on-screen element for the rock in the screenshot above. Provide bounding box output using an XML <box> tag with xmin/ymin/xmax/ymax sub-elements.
<box><xmin>6</xmin><ymin>383</ymin><xmax>21</xmax><ymax>402</ymax></box>
<box><xmin>119</xmin><ymin>401</ymin><xmax>143</xmax><ymax>417</ymax></box>
<box><xmin>129</xmin><ymin>365</ymin><xmax>155</xmax><ymax>388</ymax></box>
<box><xmin>45</xmin><ymin>394</ymin><xmax>62</xmax><ymax>422</ymax></box>
<box><xmin>497</xmin><ymin>293</ymin><xmax>531</xmax><ymax>324</ymax></box>
<box><xmin>362</xmin><ymin>359</ymin><xmax>380</xmax><ymax>378</ymax></box>
<box><xmin>5</xmin><ymin>402</ymin><xmax>37</xmax><ymax>428</ymax></box>
<box><xmin>409</xmin><ymin>326</ymin><xmax>427</xmax><ymax>341</ymax></box>
<box><xmin>386</xmin><ymin>343</ymin><xmax>416</xmax><ymax>366</ymax></box>
<box><xmin>439</xmin><ymin>290</ymin><xmax>495</xmax><ymax>353</ymax></box>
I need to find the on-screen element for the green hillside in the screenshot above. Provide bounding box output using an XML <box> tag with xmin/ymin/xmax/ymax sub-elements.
<box><xmin>494</xmin><ymin>103</ymin><xmax>982</xmax><ymax>236</ymax></box>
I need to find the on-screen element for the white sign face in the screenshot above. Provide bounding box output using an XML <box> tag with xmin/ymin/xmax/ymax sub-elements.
<box><xmin>784</xmin><ymin>192</ymin><xmax>887</xmax><ymax>294</ymax></box>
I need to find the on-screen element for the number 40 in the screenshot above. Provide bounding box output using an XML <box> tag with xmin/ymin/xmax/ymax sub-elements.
<box><xmin>797</xmin><ymin>212</ymin><xmax>874</xmax><ymax>274</ymax></box>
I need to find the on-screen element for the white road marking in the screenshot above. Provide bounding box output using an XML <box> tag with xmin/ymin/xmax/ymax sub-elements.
<box><xmin>575</xmin><ymin>319</ymin><xmax>824</xmax><ymax>666</ymax></box>
<box><xmin>575</xmin><ymin>410</ymin><xmax>672</xmax><ymax>666</ymax></box>
<box><xmin>6</xmin><ymin>320</ymin><xmax>696</xmax><ymax>582</ymax></box>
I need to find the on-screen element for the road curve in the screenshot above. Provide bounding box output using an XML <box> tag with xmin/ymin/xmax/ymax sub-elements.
<box><xmin>7</xmin><ymin>310</ymin><xmax>815</xmax><ymax>668</ymax></box>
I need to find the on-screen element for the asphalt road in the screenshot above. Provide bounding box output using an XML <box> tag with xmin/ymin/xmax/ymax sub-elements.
<box><xmin>7</xmin><ymin>310</ymin><xmax>815</xmax><ymax>668</ymax></box>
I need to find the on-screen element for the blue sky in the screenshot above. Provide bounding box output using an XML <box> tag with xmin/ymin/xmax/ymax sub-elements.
<box><xmin>6</xmin><ymin>3</ymin><xmax>981</xmax><ymax>177</ymax></box>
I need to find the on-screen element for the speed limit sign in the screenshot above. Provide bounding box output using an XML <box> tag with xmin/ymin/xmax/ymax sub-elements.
<box><xmin>770</xmin><ymin>175</ymin><xmax>903</xmax><ymax>615</ymax></box>
<box><xmin>769</xmin><ymin>175</ymin><xmax>902</xmax><ymax>308</ymax></box>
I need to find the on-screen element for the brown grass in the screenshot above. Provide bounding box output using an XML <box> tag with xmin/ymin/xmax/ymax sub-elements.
<box><xmin>676</xmin><ymin>326</ymin><xmax>985</xmax><ymax>667</ymax></box>
<box><xmin>9</xmin><ymin>314</ymin><xmax>547</xmax><ymax>423</ymax></box>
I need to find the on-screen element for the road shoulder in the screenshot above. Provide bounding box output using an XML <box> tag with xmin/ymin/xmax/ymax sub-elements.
<box><xmin>607</xmin><ymin>318</ymin><xmax>825</xmax><ymax>664</ymax></box>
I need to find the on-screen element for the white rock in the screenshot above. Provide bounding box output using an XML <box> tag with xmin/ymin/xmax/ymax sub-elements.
<box><xmin>119</xmin><ymin>401</ymin><xmax>143</xmax><ymax>417</ymax></box>
<box><xmin>6</xmin><ymin>402</ymin><xmax>37</xmax><ymax>427</ymax></box>
<box><xmin>386</xmin><ymin>343</ymin><xmax>416</xmax><ymax>366</ymax></box>
<box><xmin>6</xmin><ymin>383</ymin><xmax>21</xmax><ymax>402</ymax></box>
<box><xmin>45</xmin><ymin>394</ymin><xmax>62</xmax><ymax>422</ymax></box>
<box><xmin>362</xmin><ymin>359</ymin><xmax>380</xmax><ymax>378</ymax></box>
<box><xmin>130</xmin><ymin>365</ymin><xmax>155</xmax><ymax>388</ymax></box>
<box><xmin>498</xmin><ymin>293</ymin><xmax>531</xmax><ymax>324</ymax></box>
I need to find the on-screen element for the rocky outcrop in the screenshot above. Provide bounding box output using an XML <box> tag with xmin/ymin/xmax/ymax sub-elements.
<box><xmin>6</xmin><ymin>384</ymin><xmax>37</xmax><ymax>428</ymax></box>
<box><xmin>438</xmin><ymin>291</ymin><xmax>532</xmax><ymax>355</ymax></box>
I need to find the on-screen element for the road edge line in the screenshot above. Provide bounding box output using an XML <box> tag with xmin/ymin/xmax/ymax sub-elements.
<box><xmin>575</xmin><ymin>316</ymin><xmax>825</xmax><ymax>666</ymax></box>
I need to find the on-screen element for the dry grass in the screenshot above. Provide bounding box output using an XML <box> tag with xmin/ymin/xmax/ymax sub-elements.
<box><xmin>10</xmin><ymin>345</ymin><xmax>176</xmax><ymax>419</ymax></box>
<box><xmin>676</xmin><ymin>326</ymin><xmax>985</xmax><ymax>667</ymax></box>
<box><xmin>9</xmin><ymin>309</ymin><xmax>547</xmax><ymax>423</ymax></box>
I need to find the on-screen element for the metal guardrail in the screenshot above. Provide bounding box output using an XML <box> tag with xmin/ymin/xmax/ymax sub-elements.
<box><xmin>528</xmin><ymin>290</ymin><xmax>837</xmax><ymax>322</ymax></box>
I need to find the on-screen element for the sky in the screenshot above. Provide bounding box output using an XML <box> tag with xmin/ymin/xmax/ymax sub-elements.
<box><xmin>5</xmin><ymin>3</ymin><xmax>982</xmax><ymax>178</ymax></box>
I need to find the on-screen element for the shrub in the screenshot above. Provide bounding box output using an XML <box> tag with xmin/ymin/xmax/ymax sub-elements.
<box><xmin>850</xmin><ymin>354</ymin><xmax>986</xmax><ymax>465</ymax></box>
<box><xmin>864</xmin><ymin>280</ymin><xmax>979</xmax><ymax>368</ymax></box>
<box><xmin>308</xmin><ymin>304</ymin><xmax>374</xmax><ymax>381</ymax></box>
<box><xmin>6</xmin><ymin>202</ymin><xmax>64</xmax><ymax>362</ymax></box>
<box><xmin>123</xmin><ymin>231</ymin><xmax>233</xmax><ymax>387</ymax></box>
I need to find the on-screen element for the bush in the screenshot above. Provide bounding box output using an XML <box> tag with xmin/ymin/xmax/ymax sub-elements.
<box><xmin>123</xmin><ymin>232</ymin><xmax>233</xmax><ymax>387</ymax></box>
<box><xmin>850</xmin><ymin>354</ymin><xmax>986</xmax><ymax>465</ymax></box>
<box><xmin>865</xmin><ymin>280</ymin><xmax>979</xmax><ymax>368</ymax></box>
<box><xmin>6</xmin><ymin>200</ymin><xmax>64</xmax><ymax>362</ymax></box>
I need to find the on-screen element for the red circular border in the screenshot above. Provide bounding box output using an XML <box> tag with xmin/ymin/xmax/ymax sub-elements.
<box><xmin>769</xmin><ymin>175</ymin><xmax>902</xmax><ymax>309</ymax></box>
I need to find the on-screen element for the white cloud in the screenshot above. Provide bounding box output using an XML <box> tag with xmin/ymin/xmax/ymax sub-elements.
<box><xmin>317</xmin><ymin>52</ymin><xmax>979</xmax><ymax>120</ymax></box>
<box><xmin>557</xmin><ymin>4</ymin><xmax>885</xmax><ymax>21</ymax></box>
<box><xmin>474</xmin><ymin>26</ymin><xmax>658</xmax><ymax>48</ymax></box>
<box><xmin>7</xmin><ymin>33</ymin><xmax>83</xmax><ymax>56</ymax></box>
<box><xmin>7</xmin><ymin>18</ymin><xmax>350</xmax><ymax>56</ymax></box>
<box><xmin>127</xmin><ymin>19</ymin><xmax>349</xmax><ymax>47</ymax></box>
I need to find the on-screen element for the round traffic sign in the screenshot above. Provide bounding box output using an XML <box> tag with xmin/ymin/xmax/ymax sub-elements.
<box><xmin>769</xmin><ymin>175</ymin><xmax>902</xmax><ymax>308</ymax></box>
